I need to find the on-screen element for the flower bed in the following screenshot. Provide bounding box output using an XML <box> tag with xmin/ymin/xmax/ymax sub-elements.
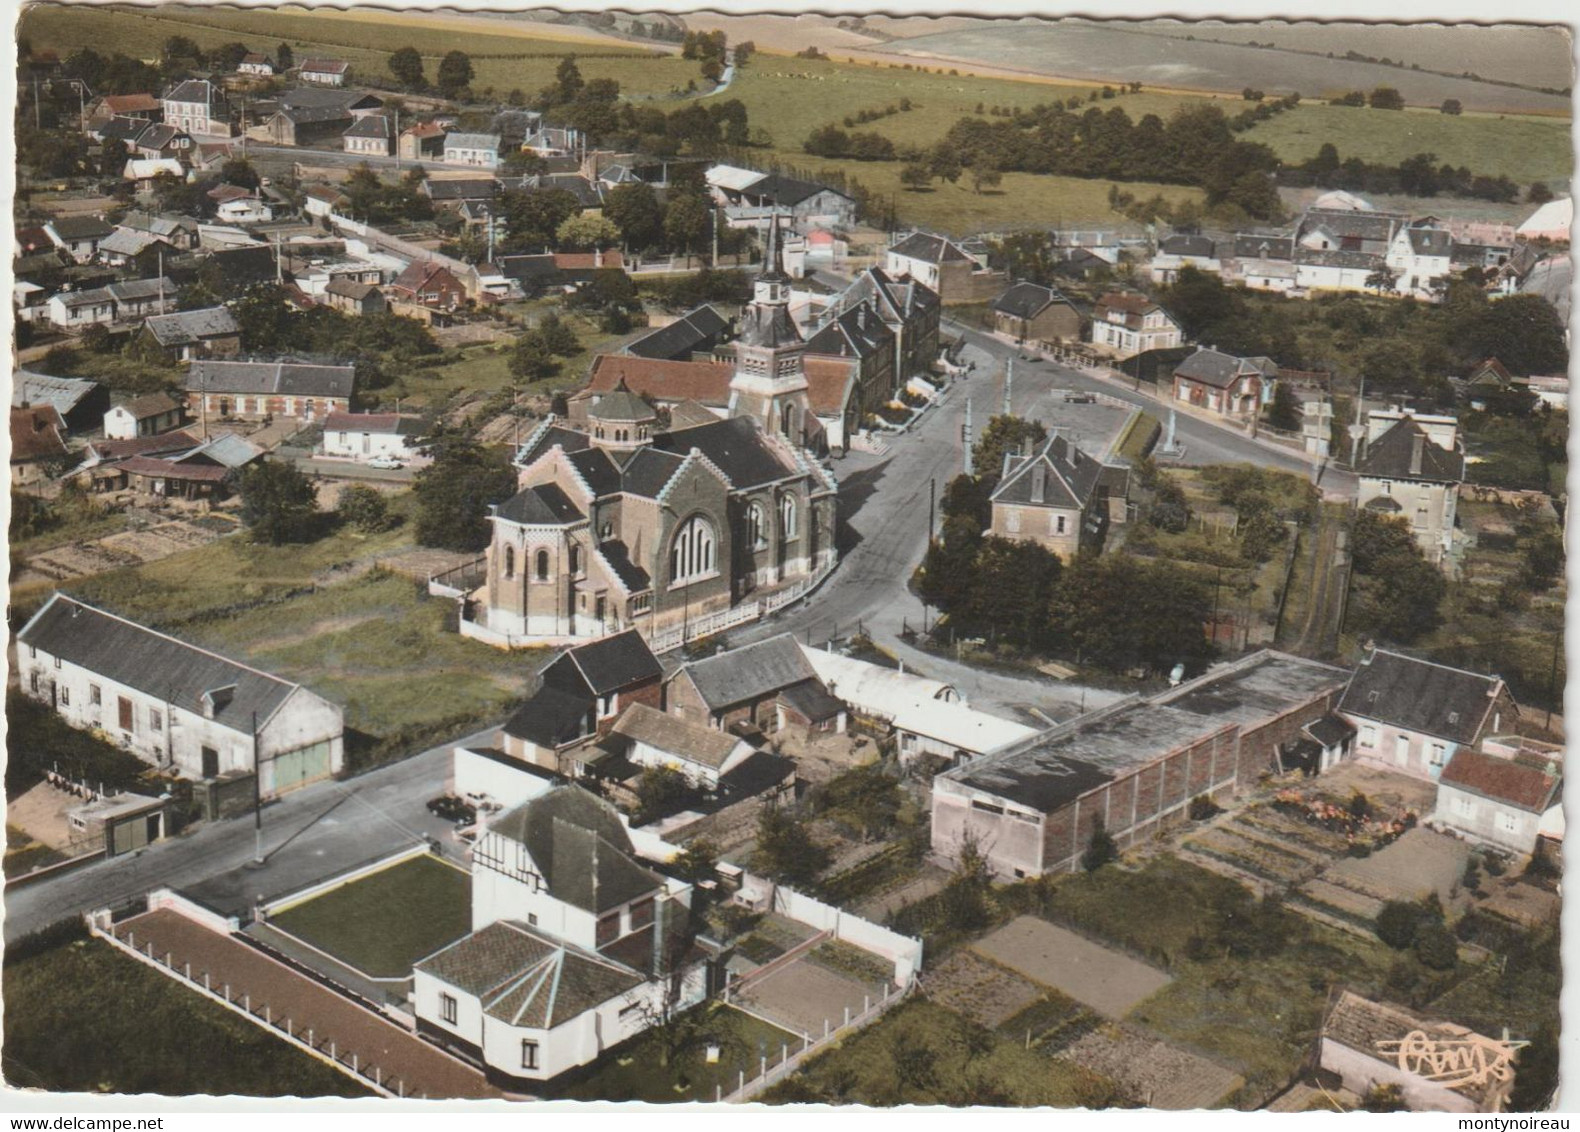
<box><xmin>1270</xmin><ymin>789</ymin><xmax>1417</xmax><ymax>855</ymax></box>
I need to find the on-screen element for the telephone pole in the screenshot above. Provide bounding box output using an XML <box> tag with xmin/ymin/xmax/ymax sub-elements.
<box><xmin>963</xmin><ymin>397</ymin><xmax>974</xmax><ymax>476</ymax></box>
<box><xmin>1003</xmin><ymin>358</ymin><xmax>1013</xmax><ymax>416</ymax></box>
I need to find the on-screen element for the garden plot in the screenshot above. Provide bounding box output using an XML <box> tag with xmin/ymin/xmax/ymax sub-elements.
<box><xmin>921</xmin><ymin>949</ymin><xmax>1045</xmax><ymax>1030</ymax></box>
<box><xmin>1319</xmin><ymin>827</ymin><xmax>1470</xmax><ymax>906</ymax></box>
<box><xmin>974</xmin><ymin>917</ymin><xmax>1170</xmax><ymax>1020</ymax></box>
<box><xmin>19</xmin><ymin>518</ymin><xmax>236</xmax><ymax>585</ymax></box>
<box><xmin>1054</xmin><ymin>1023</ymin><xmax>1244</xmax><ymax>1110</ymax></box>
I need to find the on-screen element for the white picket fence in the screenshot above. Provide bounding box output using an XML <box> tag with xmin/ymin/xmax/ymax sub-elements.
<box><xmin>648</xmin><ymin>561</ymin><xmax>835</xmax><ymax>655</ymax></box>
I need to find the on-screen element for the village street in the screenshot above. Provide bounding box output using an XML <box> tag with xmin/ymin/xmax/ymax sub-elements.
<box><xmin>720</xmin><ymin>315</ymin><xmax>1355</xmax><ymax>721</ymax></box>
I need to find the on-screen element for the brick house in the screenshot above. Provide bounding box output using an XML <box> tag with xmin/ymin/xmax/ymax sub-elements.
<box><xmin>1172</xmin><ymin>346</ymin><xmax>1279</xmax><ymax>419</ymax></box>
<box><xmin>391</xmin><ymin>260</ymin><xmax>467</xmax><ymax>310</ymax></box>
<box><xmin>990</xmin><ymin>281</ymin><xmax>1083</xmax><ymax>345</ymax></box>
<box><xmin>932</xmin><ymin>651</ymin><xmax>1350</xmax><ymax>878</ymax></box>
<box><xmin>1339</xmin><ymin>649</ymin><xmax>1516</xmax><ymax>783</ymax></box>
<box><xmin>665</xmin><ymin>633</ymin><xmax>844</xmax><ymax>736</ymax></box>
<box><xmin>184</xmin><ymin>359</ymin><xmax>355</xmax><ymax>422</ymax></box>
<box><xmin>498</xmin><ymin>631</ymin><xmax>665</xmax><ymax>775</ymax></box>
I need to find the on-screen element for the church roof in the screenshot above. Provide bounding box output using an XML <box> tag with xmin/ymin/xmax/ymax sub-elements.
<box><xmin>586</xmin><ymin>378</ymin><xmax>655</xmax><ymax>423</ymax></box>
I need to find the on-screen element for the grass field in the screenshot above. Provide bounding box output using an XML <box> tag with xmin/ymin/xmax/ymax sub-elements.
<box><xmin>1243</xmin><ymin>103</ymin><xmax>1572</xmax><ymax>188</ymax></box>
<box><xmin>58</xmin><ymin>505</ymin><xmax>549</xmax><ymax>769</ymax></box>
<box><xmin>19</xmin><ymin>3</ymin><xmax>700</xmax><ymax>101</ymax></box>
<box><xmin>552</xmin><ymin>1003</ymin><xmax>795</xmax><ymax>1103</ymax></box>
<box><xmin>2</xmin><ymin>932</ymin><xmax>370</xmax><ymax>1097</ymax></box>
<box><xmin>269</xmin><ymin>854</ymin><xmax>472</xmax><ymax>978</ymax></box>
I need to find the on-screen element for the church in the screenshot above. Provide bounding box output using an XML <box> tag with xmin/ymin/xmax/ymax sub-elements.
<box><xmin>460</xmin><ymin>226</ymin><xmax>839</xmax><ymax>651</ymax></box>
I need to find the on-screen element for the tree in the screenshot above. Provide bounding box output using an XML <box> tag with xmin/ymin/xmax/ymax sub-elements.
<box><xmin>1440</xmin><ymin>98</ymin><xmax>1463</xmax><ymax>115</ymax></box>
<box><xmin>1461</xmin><ymin>294</ymin><xmax>1568</xmax><ymax>377</ymax></box>
<box><xmin>239</xmin><ymin>462</ymin><xmax>320</xmax><ymax>545</ymax></box>
<box><xmin>732</xmin><ymin>41</ymin><xmax>755</xmax><ymax>67</ymax></box>
<box><xmin>662</xmin><ymin>192</ymin><xmax>711</xmax><ymax>263</ymax></box>
<box><xmin>412</xmin><ymin>438</ymin><xmax>516</xmax><ymax>551</ymax></box>
<box><xmin>553</xmin><ymin>55</ymin><xmax>585</xmax><ymax>104</ymax></box>
<box><xmin>753</xmin><ymin>801</ymin><xmax>830</xmax><ymax>887</ymax></box>
<box><xmin>211</xmin><ymin>42</ymin><xmax>251</xmax><ymax>72</ymax></box>
<box><xmin>1365</xmin><ymin>265</ymin><xmax>1398</xmax><ymax>294</ymax></box>
<box><xmin>533</xmin><ymin>311</ymin><xmax>580</xmax><ymax>356</ymax></box>
<box><xmin>1147</xmin><ymin>474</ymin><xmax>1192</xmax><ymax>532</ymax></box>
<box><xmin>231</xmin><ymin>284</ymin><xmax>296</xmax><ymax>352</ymax></box>
<box><xmin>1081</xmin><ymin>822</ymin><xmax>1118</xmax><ymax>872</ymax></box>
<box><xmin>970</xmin><ymin>162</ymin><xmax>1004</xmax><ymax>194</ymax></box>
<box><xmin>668</xmin><ymin>837</ymin><xmax>720</xmax><ymax>884</ymax></box>
<box><xmin>1374</xmin><ymin>900</ymin><xmax>1423</xmax><ymax>949</ymax></box>
<box><xmin>219</xmin><ymin>156</ymin><xmax>261</xmax><ymax>191</ymax></box>
<box><xmin>555</xmin><ymin>213</ymin><xmax>621</xmax><ymax>251</ymax></box>
<box><xmin>1369</xmin><ymin>87</ymin><xmax>1405</xmax><ymax>110</ymax></box>
<box><xmin>1413</xmin><ymin>922</ymin><xmax>1458</xmax><ymax>970</ymax></box>
<box><xmin>899</xmin><ymin>162</ymin><xmax>933</xmax><ymax>191</ymax></box>
<box><xmin>971</xmin><ymin>415</ymin><xmax>1047</xmax><ymax>493</ymax></box>
<box><xmin>509</xmin><ymin>331</ymin><xmax>561</xmax><ymax>382</ymax></box>
<box><xmin>389</xmin><ymin>46</ymin><xmax>425</xmax><ymax>89</ymax></box>
<box><xmin>1527</xmin><ymin>181</ymin><xmax>1553</xmax><ymax>204</ymax></box>
<box><xmin>436</xmin><ymin>50</ymin><xmax>474</xmax><ymax>99</ymax></box>
<box><xmin>275</xmin><ymin>42</ymin><xmax>293</xmax><ymax>71</ymax></box>
<box><xmin>603</xmin><ymin>182</ymin><xmax>664</xmax><ymax>252</ymax></box>
<box><xmin>337</xmin><ymin>483</ymin><xmax>395</xmax><ymax>532</ymax></box>
<box><xmin>500</xmin><ymin>188</ymin><xmax>581</xmax><ymax>251</ymax></box>
<box><xmin>917</xmin><ymin>515</ymin><xmax>984</xmax><ymax>615</ymax></box>
<box><xmin>819</xmin><ymin>763</ymin><xmax>903</xmax><ymax>841</ymax></box>
<box><xmin>1347</xmin><ymin>511</ymin><xmax>1445</xmax><ymax>643</ymax></box>
<box><xmin>633</xmin><ymin>766</ymin><xmax>693</xmax><ymax>823</ymax></box>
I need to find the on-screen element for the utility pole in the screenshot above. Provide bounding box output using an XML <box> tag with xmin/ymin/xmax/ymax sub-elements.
<box><xmin>963</xmin><ymin>397</ymin><xmax>974</xmax><ymax>476</ymax></box>
<box><xmin>928</xmin><ymin>477</ymin><xmax>936</xmax><ymax>540</ymax></box>
<box><xmin>394</xmin><ymin>107</ymin><xmax>400</xmax><ymax>173</ymax></box>
<box><xmin>1349</xmin><ymin>373</ymin><xmax>1366</xmax><ymax>467</ymax></box>
<box><xmin>1003</xmin><ymin>358</ymin><xmax>1013</xmax><ymax>416</ymax></box>
<box><xmin>251</xmin><ymin>710</ymin><xmax>264</xmax><ymax>866</ymax></box>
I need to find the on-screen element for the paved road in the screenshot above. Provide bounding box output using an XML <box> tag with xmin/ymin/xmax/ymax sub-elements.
<box><xmin>720</xmin><ymin>320</ymin><xmax>1355</xmax><ymax>720</ymax></box>
<box><xmin>4</xmin><ymin>726</ymin><xmax>497</xmax><ymax>942</ymax></box>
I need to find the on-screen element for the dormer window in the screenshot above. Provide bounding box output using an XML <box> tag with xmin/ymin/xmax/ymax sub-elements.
<box><xmin>1367</xmin><ymin>690</ymin><xmax>1379</xmax><ymax>704</ymax></box>
<box><xmin>1447</xmin><ymin>711</ymin><xmax>1459</xmax><ymax>726</ymax></box>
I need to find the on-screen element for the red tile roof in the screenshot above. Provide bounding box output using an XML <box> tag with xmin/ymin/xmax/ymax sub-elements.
<box><xmin>582</xmin><ymin>355</ymin><xmax>733</xmax><ymax>406</ymax></box>
<box><xmin>118</xmin><ymin>455</ymin><xmax>231</xmax><ymax>482</ymax></box>
<box><xmin>404</xmin><ymin>122</ymin><xmax>446</xmax><ymax>138</ymax></box>
<box><xmin>101</xmin><ymin>93</ymin><xmax>161</xmax><ymax>113</ymax></box>
<box><xmin>91</xmin><ymin>430</ymin><xmax>201</xmax><ymax>460</ymax></box>
<box><xmin>803</xmin><ymin>356</ymin><xmax>856</xmax><ymax>416</ymax></box>
<box><xmin>1440</xmin><ymin>749</ymin><xmax>1560</xmax><ymax>812</ymax></box>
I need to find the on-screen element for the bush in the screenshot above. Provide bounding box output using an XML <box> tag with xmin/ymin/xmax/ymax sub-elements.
<box><xmin>1081</xmin><ymin>823</ymin><xmax>1119</xmax><ymax>873</ymax></box>
<box><xmin>1187</xmin><ymin>794</ymin><xmax>1222</xmax><ymax>821</ymax></box>
<box><xmin>337</xmin><ymin>484</ymin><xmax>395</xmax><ymax>533</ymax></box>
<box><xmin>1413</xmin><ymin>922</ymin><xmax>1459</xmax><ymax>970</ymax></box>
<box><xmin>1375</xmin><ymin>900</ymin><xmax>1422</xmax><ymax>949</ymax></box>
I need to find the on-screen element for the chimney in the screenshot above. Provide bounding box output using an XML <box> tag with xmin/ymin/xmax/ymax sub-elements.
<box><xmin>1031</xmin><ymin>464</ymin><xmax>1046</xmax><ymax>504</ymax></box>
<box><xmin>1409</xmin><ymin>431</ymin><xmax>1425</xmax><ymax>476</ymax></box>
<box><xmin>594</xmin><ymin>247</ymin><xmax>603</xmax><ymax>268</ymax></box>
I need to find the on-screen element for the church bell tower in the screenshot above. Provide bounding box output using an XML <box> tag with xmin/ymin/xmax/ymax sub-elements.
<box><xmin>728</xmin><ymin>215</ymin><xmax>813</xmax><ymax>446</ymax></box>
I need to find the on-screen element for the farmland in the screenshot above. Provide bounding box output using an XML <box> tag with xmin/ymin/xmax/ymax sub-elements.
<box><xmin>18</xmin><ymin>3</ymin><xmax>701</xmax><ymax>100</ymax></box>
<box><xmin>868</xmin><ymin>20</ymin><xmax>1573</xmax><ymax>114</ymax></box>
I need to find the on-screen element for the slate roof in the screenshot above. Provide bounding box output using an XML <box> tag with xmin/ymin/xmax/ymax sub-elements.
<box><xmin>677</xmin><ymin>633</ymin><xmax>818</xmax><ymax>711</ymax></box>
<box><xmin>889</xmin><ymin>231</ymin><xmax>973</xmax><ymax>265</ymax></box>
<box><xmin>107</xmin><ymin>277</ymin><xmax>176</xmax><ymax>303</ymax></box>
<box><xmin>623</xmin><ymin>305</ymin><xmax>730</xmax><ymax>361</ymax></box>
<box><xmin>737</xmin><ymin>295</ymin><xmax>801</xmax><ymax>349</ymax></box>
<box><xmin>10</xmin><ymin>405</ymin><xmax>67</xmax><ymax>462</ymax></box>
<box><xmin>1174</xmin><ymin>347</ymin><xmax>1277</xmax><ymax>390</ymax></box>
<box><xmin>1440</xmin><ymin>749</ymin><xmax>1560</xmax><ymax>813</ymax></box>
<box><xmin>1305</xmin><ymin>713</ymin><xmax>1357</xmax><ymax>749</ymax></box>
<box><xmin>554</xmin><ymin>629</ymin><xmax>663</xmax><ymax>697</ymax></box>
<box><xmin>322</xmin><ymin>411</ymin><xmax>421</xmax><ymax>436</ymax></box>
<box><xmin>445</xmin><ymin>133</ymin><xmax>501</xmax><ymax>152</ymax></box>
<box><xmin>650</xmin><ymin>416</ymin><xmax>804</xmax><ymax>492</ymax></box>
<box><xmin>342</xmin><ymin>114</ymin><xmax>392</xmax><ymax>139</ymax></box>
<box><xmin>418</xmin><ymin>919</ymin><xmax>647</xmax><ymax>1027</ymax></box>
<box><xmin>1158</xmin><ymin>234</ymin><xmax>1218</xmax><ymax>258</ymax></box>
<box><xmin>610</xmin><ymin>703</ymin><xmax>741</xmax><ymax>770</ymax></box>
<box><xmin>1094</xmin><ymin>291</ymin><xmax>1167</xmax><ymax>324</ymax></box>
<box><xmin>280</xmin><ymin>88</ymin><xmax>378</xmax><ymax>111</ymax></box>
<box><xmin>274</xmin><ymin>102</ymin><xmax>356</xmax><ymax>125</ymax></box>
<box><xmin>50</xmin><ymin>215</ymin><xmax>114</xmax><ymax>241</ymax></box>
<box><xmin>133</xmin><ymin>124</ymin><xmax>188</xmax><ymax>151</ymax></box>
<box><xmin>503</xmin><ymin>684</ymin><xmax>595</xmax><ymax>750</ymax></box>
<box><xmin>742</xmin><ymin>172</ymin><xmax>849</xmax><ymax>207</ymax></box>
<box><xmin>495</xmin><ymin>482</ymin><xmax>585</xmax><ymax>526</ymax></box>
<box><xmin>487</xmin><ymin>785</ymin><xmax>662</xmax><ymax>914</ymax></box>
<box><xmin>1356</xmin><ymin>418</ymin><xmax>1465</xmax><ymax>484</ymax></box>
<box><xmin>203</xmin><ymin>245</ymin><xmax>279</xmax><ymax>291</ymax></box>
<box><xmin>595</xmin><ymin>540</ymin><xmax>651</xmax><ymax>593</ymax></box>
<box><xmin>1339</xmin><ymin>649</ymin><xmax>1505</xmax><ymax>745</ymax></box>
<box><xmin>97</xmin><ymin>116</ymin><xmax>154</xmax><ymax>144</ymax></box>
<box><xmin>805</xmin><ymin>301</ymin><xmax>892</xmax><ymax>360</ymax></box>
<box><xmin>164</xmin><ymin>79</ymin><xmax>219</xmax><ymax>105</ymax></box>
<box><xmin>495</xmin><ymin>253</ymin><xmax>558</xmax><ymax>282</ymax></box>
<box><xmin>17</xmin><ymin>594</ymin><xmax>306</xmax><ymax>732</ymax></box>
<box><xmin>185</xmin><ymin>359</ymin><xmax>355</xmax><ymax>399</ymax></box>
<box><xmin>991</xmin><ymin>281</ymin><xmax>1075</xmax><ymax>322</ymax></box>
<box><xmin>1300</xmin><ymin>207</ymin><xmax>1407</xmax><ymax>243</ymax></box>
<box><xmin>1407</xmin><ymin>228</ymin><xmax>1453</xmax><ymax>256</ymax></box>
<box><xmin>990</xmin><ymin>433</ymin><xmax>1106</xmax><ymax>510</ymax></box>
<box><xmin>778</xmin><ymin>678</ymin><xmax>846</xmax><ymax>723</ymax></box>
<box><xmin>324</xmin><ymin>277</ymin><xmax>380</xmax><ymax>302</ymax></box>
<box><xmin>1234</xmin><ymin>233</ymin><xmax>1295</xmax><ymax>260</ymax></box>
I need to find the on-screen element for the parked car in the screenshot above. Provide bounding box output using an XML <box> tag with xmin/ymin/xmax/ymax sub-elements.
<box><xmin>367</xmin><ymin>456</ymin><xmax>404</xmax><ymax>470</ymax></box>
<box><xmin>426</xmin><ymin>794</ymin><xmax>475</xmax><ymax>824</ymax></box>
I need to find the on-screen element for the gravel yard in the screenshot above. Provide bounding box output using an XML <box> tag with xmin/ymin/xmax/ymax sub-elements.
<box><xmin>974</xmin><ymin>917</ymin><xmax>1172</xmax><ymax>1020</ymax></box>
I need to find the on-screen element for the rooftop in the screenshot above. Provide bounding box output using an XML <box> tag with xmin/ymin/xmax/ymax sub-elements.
<box><xmin>1340</xmin><ymin>649</ymin><xmax>1505</xmax><ymax>746</ymax></box>
<box><xmin>677</xmin><ymin>633</ymin><xmax>817</xmax><ymax>711</ymax></box>
<box><xmin>1439</xmin><ymin>749</ymin><xmax>1560</xmax><ymax>814</ymax></box>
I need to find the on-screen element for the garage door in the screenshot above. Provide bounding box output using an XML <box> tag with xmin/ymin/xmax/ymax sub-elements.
<box><xmin>268</xmin><ymin>740</ymin><xmax>333</xmax><ymax>796</ymax></box>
